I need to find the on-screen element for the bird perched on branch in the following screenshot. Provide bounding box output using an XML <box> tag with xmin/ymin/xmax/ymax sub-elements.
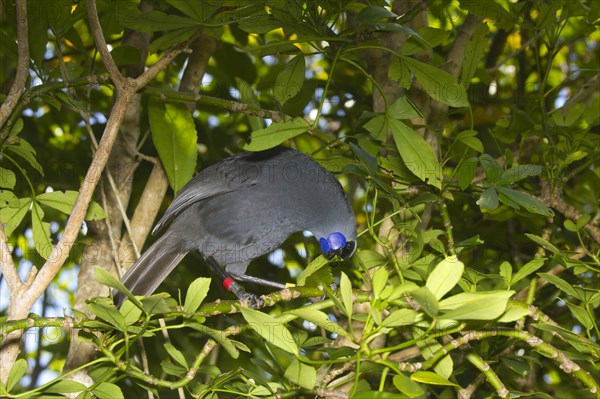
<box><xmin>113</xmin><ymin>146</ymin><xmax>357</xmax><ymax>308</ymax></box>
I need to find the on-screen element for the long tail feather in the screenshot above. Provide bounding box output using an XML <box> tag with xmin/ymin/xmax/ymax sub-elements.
<box><xmin>113</xmin><ymin>232</ymin><xmax>187</xmax><ymax>306</ymax></box>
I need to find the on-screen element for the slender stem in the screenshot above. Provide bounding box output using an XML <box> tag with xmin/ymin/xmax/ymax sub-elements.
<box><xmin>438</xmin><ymin>199</ymin><xmax>456</xmax><ymax>255</ymax></box>
<box><xmin>466</xmin><ymin>353</ymin><xmax>509</xmax><ymax>399</ymax></box>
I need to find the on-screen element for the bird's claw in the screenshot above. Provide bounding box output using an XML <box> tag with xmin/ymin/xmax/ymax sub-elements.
<box><xmin>239</xmin><ymin>291</ymin><xmax>264</xmax><ymax>309</ymax></box>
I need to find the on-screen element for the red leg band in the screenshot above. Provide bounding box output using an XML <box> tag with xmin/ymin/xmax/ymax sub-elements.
<box><xmin>223</xmin><ymin>277</ymin><xmax>235</xmax><ymax>291</ymax></box>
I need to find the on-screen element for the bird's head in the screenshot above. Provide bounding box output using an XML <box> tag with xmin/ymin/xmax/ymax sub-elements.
<box><xmin>319</xmin><ymin>231</ymin><xmax>357</xmax><ymax>260</ymax></box>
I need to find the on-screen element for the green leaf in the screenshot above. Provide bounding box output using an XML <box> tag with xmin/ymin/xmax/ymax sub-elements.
<box><xmin>479</xmin><ymin>154</ymin><xmax>502</xmax><ymax>182</ymax></box>
<box><xmin>284</xmin><ymin>358</ymin><xmax>316</xmax><ymax>390</ymax></box>
<box><xmin>498</xmin><ymin>302</ymin><xmax>531</xmax><ymax>322</ymax></box>
<box><xmin>576</xmin><ymin>214</ymin><xmax>591</xmax><ymax>230</ymax></box>
<box><xmin>477</xmin><ymin>187</ymin><xmax>499</xmax><ymax>209</ymax></box>
<box><xmin>287</xmin><ymin>308</ymin><xmax>348</xmax><ymax>337</ymax></box>
<box><xmin>184</xmin><ymin>277</ymin><xmax>211</xmax><ymax>313</ymax></box>
<box><xmin>455</xmin><ymin>130</ymin><xmax>483</xmax><ymax>153</ymax></box>
<box><xmin>381</xmin><ymin>308</ymin><xmax>417</xmax><ymax>327</ymax></box>
<box><xmin>44</xmin><ymin>380</ymin><xmax>87</xmax><ymax>394</ymax></box>
<box><xmin>499</xmin><ymin>261</ymin><xmax>512</xmax><ymax>287</ymax></box>
<box><xmin>400</xmin><ymin>27</ymin><xmax>451</xmax><ymax>56</ymax></box>
<box><xmin>496</xmin><ymin>186</ymin><xmax>553</xmax><ymax>216</ymax></box>
<box><xmin>244</xmin><ymin>117</ymin><xmax>310</xmax><ymax>151</ymax></box>
<box><xmin>350</xmin><ymin>142</ymin><xmax>378</xmax><ymax>176</ymax></box>
<box><xmin>525</xmin><ymin>233</ymin><xmax>561</xmax><ymax>255</ymax></box>
<box><xmin>401</xmin><ymin>56</ymin><xmax>469</xmax><ymax>107</ymax></box>
<box><xmin>0</xmin><ymin>167</ymin><xmax>16</xmax><ymax>189</ymax></box>
<box><xmin>439</xmin><ymin>290</ymin><xmax>514</xmax><ymax>320</ymax></box>
<box><xmin>1</xmin><ymin>198</ymin><xmax>31</xmax><ymax>236</ymax></box>
<box><xmin>426</xmin><ymin>256</ymin><xmax>464</xmax><ymax>300</ymax></box>
<box><xmin>6</xmin><ymin>358</ymin><xmax>28</xmax><ymax>392</ymax></box>
<box><xmin>166</xmin><ymin>0</ymin><xmax>212</xmax><ymax>21</ymax></box>
<box><xmin>241</xmin><ymin>308</ymin><xmax>299</xmax><ymax>354</ymax></box>
<box><xmin>537</xmin><ymin>273</ymin><xmax>580</xmax><ymax>299</ymax></box>
<box><xmin>564</xmin><ymin>219</ymin><xmax>578</xmax><ymax>232</ymax></box>
<box><xmin>457</xmin><ymin>157</ymin><xmax>478</xmax><ymax>190</ymax></box>
<box><xmin>411</xmin><ymin>286</ymin><xmax>439</xmax><ymax>318</ymax></box>
<box><xmin>161</xmin><ymin>359</ymin><xmax>188</xmax><ymax>376</ymax></box>
<box><xmin>419</xmin><ymin>339</ymin><xmax>453</xmax><ymax>379</ymax></box>
<box><xmin>297</xmin><ymin>255</ymin><xmax>328</xmax><ymax>286</ymax></box>
<box><xmin>357</xmin><ymin>249</ymin><xmax>386</xmax><ymax>270</ymax></box>
<box><xmin>31</xmin><ymin>201</ymin><xmax>52</xmax><ymax>260</ymax></box>
<box><xmin>496</xmin><ymin>165</ymin><xmax>543</xmax><ymax>185</ymax></box>
<box><xmin>120</xmin><ymin>299</ymin><xmax>143</xmax><ymax>326</ymax></box>
<box><xmin>164</xmin><ymin>343</ymin><xmax>188</xmax><ymax>369</ymax></box>
<box><xmin>393</xmin><ymin>373</ymin><xmax>426</xmax><ymax>398</ymax></box>
<box><xmin>239</xmin><ymin>13</ymin><xmax>282</xmax><ymax>33</ymax></box>
<box><xmin>5</xmin><ymin>139</ymin><xmax>43</xmax><ymax>174</ymax></box>
<box><xmin>339</xmin><ymin>272</ymin><xmax>353</xmax><ymax>317</ymax></box>
<box><xmin>563</xmin><ymin>150</ymin><xmax>587</xmax><ymax>166</ymax></box>
<box><xmin>0</xmin><ymin>190</ymin><xmax>19</xmax><ymax>208</ymax></box>
<box><xmin>364</xmin><ymin>114</ymin><xmax>389</xmax><ymax>141</ymax></box>
<box><xmin>372</xmin><ymin>267</ymin><xmax>389</xmax><ymax>298</ymax></box>
<box><xmin>357</xmin><ymin>6</ymin><xmax>397</xmax><ymax>24</ymax></box>
<box><xmin>390</xmin><ymin>118</ymin><xmax>441</xmax><ymax>189</ymax></box>
<box><xmin>8</xmin><ymin>118</ymin><xmax>24</xmax><ymax>137</ymax></box>
<box><xmin>37</xmin><ymin>190</ymin><xmax>106</xmax><ymax>220</ymax></box>
<box><xmin>92</xmin><ymin>382</ymin><xmax>124</xmax><ymax>399</ymax></box>
<box><xmin>460</xmin><ymin>23</ymin><xmax>489</xmax><ymax>87</ymax></box>
<box><xmin>121</xmin><ymin>10</ymin><xmax>200</xmax><ymax>32</ymax></box>
<box><xmin>186</xmin><ymin>322</ymin><xmax>239</xmax><ymax>358</ymax></box>
<box><xmin>511</xmin><ymin>258</ymin><xmax>545</xmax><ymax>287</ymax></box>
<box><xmin>148</xmin><ymin>98</ymin><xmax>198</xmax><ymax>193</ymax></box>
<box><xmin>565</xmin><ymin>302</ymin><xmax>594</xmax><ymax>330</ymax></box>
<box><xmin>149</xmin><ymin>26</ymin><xmax>197</xmax><ymax>53</ymax></box>
<box><xmin>87</xmin><ymin>299</ymin><xmax>126</xmax><ymax>330</ymax></box>
<box><xmin>94</xmin><ymin>267</ymin><xmax>144</xmax><ymax>310</ymax></box>
<box><xmin>274</xmin><ymin>55</ymin><xmax>305</xmax><ymax>105</ymax></box>
<box><xmin>388</xmin><ymin>96</ymin><xmax>422</xmax><ymax>119</ymax></box>
<box><xmin>411</xmin><ymin>371</ymin><xmax>460</xmax><ymax>387</ymax></box>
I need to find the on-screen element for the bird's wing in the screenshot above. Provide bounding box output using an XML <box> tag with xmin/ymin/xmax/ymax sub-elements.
<box><xmin>152</xmin><ymin>154</ymin><xmax>258</xmax><ymax>234</ymax></box>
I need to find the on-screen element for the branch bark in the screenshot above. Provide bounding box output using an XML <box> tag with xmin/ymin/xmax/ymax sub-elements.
<box><xmin>0</xmin><ymin>0</ymin><xmax>29</xmax><ymax>130</ymax></box>
<box><xmin>540</xmin><ymin>178</ymin><xmax>600</xmax><ymax>244</ymax></box>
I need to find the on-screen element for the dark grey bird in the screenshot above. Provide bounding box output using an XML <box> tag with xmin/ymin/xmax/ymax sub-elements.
<box><xmin>113</xmin><ymin>146</ymin><xmax>357</xmax><ymax>307</ymax></box>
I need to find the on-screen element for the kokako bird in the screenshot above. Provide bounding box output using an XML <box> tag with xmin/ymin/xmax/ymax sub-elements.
<box><xmin>113</xmin><ymin>146</ymin><xmax>357</xmax><ymax>307</ymax></box>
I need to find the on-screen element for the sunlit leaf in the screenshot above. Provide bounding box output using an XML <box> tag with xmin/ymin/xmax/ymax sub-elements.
<box><xmin>244</xmin><ymin>118</ymin><xmax>310</xmax><ymax>151</ymax></box>
<box><xmin>390</xmin><ymin>118</ymin><xmax>441</xmax><ymax>189</ymax></box>
<box><xmin>241</xmin><ymin>308</ymin><xmax>299</xmax><ymax>354</ymax></box>
<box><xmin>148</xmin><ymin>98</ymin><xmax>198</xmax><ymax>193</ymax></box>
<box><xmin>426</xmin><ymin>256</ymin><xmax>464</xmax><ymax>300</ymax></box>
<box><xmin>401</xmin><ymin>56</ymin><xmax>469</xmax><ymax>107</ymax></box>
<box><xmin>184</xmin><ymin>277</ymin><xmax>211</xmax><ymax>313</ymax></box>
<box><xmin>274</xmin><ymin>55</ymin><xmax>305</xmax><ymax>105</ymax></box>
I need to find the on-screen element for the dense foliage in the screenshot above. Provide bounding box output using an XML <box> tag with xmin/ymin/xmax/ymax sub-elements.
<box><xmin>0</xmin><ymin>1</ymin><xmax>599</xmax><ymax>398</ymax></box>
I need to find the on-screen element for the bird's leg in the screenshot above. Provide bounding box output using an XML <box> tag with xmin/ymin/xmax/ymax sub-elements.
<box><xmin>204</xmin><ymin>256</ymin><xmax>264</xmax><ymax>309</ymax></box>
<box><xmin>228</xmin><ymin>273</ymin><xmax>288</xmax><ymax>290</ymax></box>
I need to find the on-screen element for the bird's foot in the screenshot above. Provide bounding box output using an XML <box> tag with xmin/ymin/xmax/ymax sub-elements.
<box><xmin>226</xmin><ymin>278</ymin><xmax>264</xmax><ymax>309</ymax></box>
<box><xmin>238</xmin><ymin>291</ymin><xmax>264</xmax><ymax>309</ymax></box>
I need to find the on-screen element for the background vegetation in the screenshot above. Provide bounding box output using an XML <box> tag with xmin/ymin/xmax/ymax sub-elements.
<box><xmin>0</xmin><ymin>1</ymin><xmax>599</xmax><ymax>398</ymax></box>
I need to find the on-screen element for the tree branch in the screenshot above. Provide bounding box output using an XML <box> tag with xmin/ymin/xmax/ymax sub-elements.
<box><xmin>540</xmin><ymin>178</ymin><xmax>600</xmax><ymax>244</ymax></box>
<box><xmin>85</xmin><ymin>0</ymin><xmax>126</xmax><ymax>88</ymax></box>
<box><xmin>0</xmin><ymin>225</ymin><xmax>22</xmax><ymax>295</ymax></box>
<box><xmin>0</xmin><ymin>0</ymin><xmax>29</xmax><ymax>130</ymax></box>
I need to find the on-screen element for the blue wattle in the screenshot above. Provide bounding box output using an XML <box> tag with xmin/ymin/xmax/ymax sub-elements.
<box><xmin>319</xmin><ymin>237</ymin><xmax>330</xmax><ymax>254</ymax></box>
<box><xmin>327</xmin><ymin>232</ymin><xmax>347</xmax><ymax>251</ymax></box>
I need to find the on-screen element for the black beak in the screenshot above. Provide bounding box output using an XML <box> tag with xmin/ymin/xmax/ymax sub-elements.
<box><xmin>326</xmin><ymin>240</ymin><xmax>357</xmax><ymax>260</ymax></box>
